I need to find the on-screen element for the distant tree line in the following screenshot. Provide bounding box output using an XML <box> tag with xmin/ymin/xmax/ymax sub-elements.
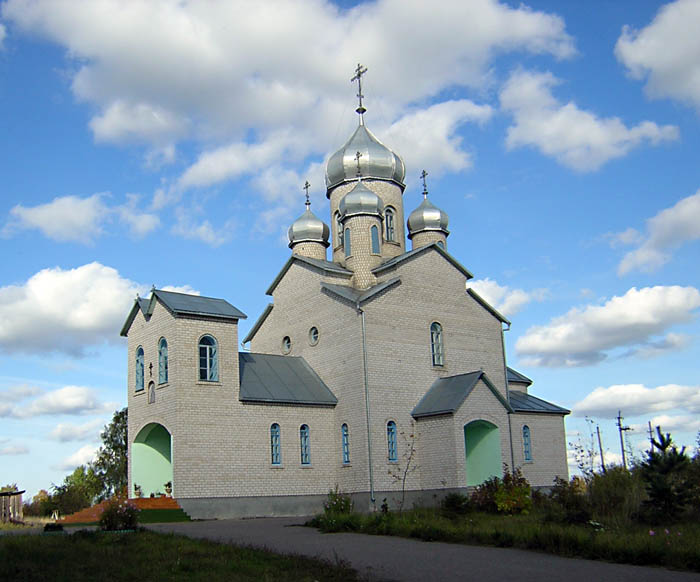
<box><xmin>23</xmin><ymin>408</ymin><xmax>127</xmax><ymax>517</ymax></box>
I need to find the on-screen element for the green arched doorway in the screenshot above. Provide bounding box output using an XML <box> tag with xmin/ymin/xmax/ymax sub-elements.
<box><xmin>464</xmin><ymin>420</ymin><xmax>501</xmax><ymax>486</ymax></box>
<box><xmin>132</xmin><ymin>423</ymin><xmax>173</xmax><ymax>497</ymax></box>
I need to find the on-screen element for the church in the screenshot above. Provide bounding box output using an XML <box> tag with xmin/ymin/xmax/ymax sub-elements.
<box><xmin>120</xmin><ymin>67</ymin><xmax>569</xmax><ymax>519</ymax></box>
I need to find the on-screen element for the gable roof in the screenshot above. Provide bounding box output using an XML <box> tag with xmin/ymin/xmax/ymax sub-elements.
<box><xmin>466</xmin><ymin>288</ymin><xmax>510</xmax><ymax>326</ymax></box>
<box><xmin>266</xmin><ymin>255</ymin><xmax>352</xmax><ymax>296</ymax></box>
<box><xmin>372</xmin><ymin>243</ymin><xmax>474</xmax><ymax>280</ymax></box>
<box><xmin>242</xmin><ymin>303</ymin><xmax>274</xmax><ymax>345</ymax></box>
<box><xmin>120</xmin><ymin>289</ymin><xmax>246</xmax><ymax>337</ymax></box>
<box><xmin>506</xmin><ymin>366</ymin><xmax>533</xmax><ymax>386</ymax></box>
<box><xmin>239</xmin><ymin>352</ymin><xmax>337</xmax><ymax>406</ymax></box>
<box><xmin>412</xmin><ymin>371</ymin><xmax>513</xmax><ymax>419</ymax></box>
<box><xmin>509</xmin><ymin>391</ymin><xmax>570</xmax><ymax>415</ymax></box>
<box><xmin>321</xmin><ymin>277</ymin><xmax>401</xmax><ymax>306</ymax></box>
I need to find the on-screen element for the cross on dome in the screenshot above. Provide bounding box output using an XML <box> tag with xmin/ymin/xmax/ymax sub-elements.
<box><xmin>354</xmin><ymin>150</ymin><xmax>363</xmax><ymax>178</ymax></box>
<box><xmin>351</xmin><ymin>63</ymin><xmax>368</xmax><ymax>122</ymax></box>
<box><xmin>421</xmin><ymin>170</ymin><xmax>429</xmax><ymax>199</ymax></box>
<box><xmin>303</xmin><ymin>180</ymin><xmax>311</xmax><ymax>209</ymax></box>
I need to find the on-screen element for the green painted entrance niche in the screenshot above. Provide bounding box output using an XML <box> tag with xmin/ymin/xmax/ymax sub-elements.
<box><xmin>133</xmin><ymin>423</ymin><xmax>173</xmax><ymax>497</ymax></box>
<box><xmin>464</xmin><ymin>420</ymin><xmax>501</xmax><ymax>486</ymax></box>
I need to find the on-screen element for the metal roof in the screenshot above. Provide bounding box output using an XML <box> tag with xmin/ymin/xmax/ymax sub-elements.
<box><xmin>372</xmin><ymin>243</ymin><xmax>474</xmax><ymax>280</ymax></box>
<box><xmin>509</xmin><ymin>391</ymin><xmax>570</xmax><ymax>415</ymax></box>
<box><xmin>412</xmin><ymin>371</ymin><xmax>513</xmax><ymax>419</ymax></box>
<box><xmin>239</xmin><ymin>353</ymin><xmax>337</xmax><ymax>406</ymax></box>
<box><xmin>466</xmin><ymin>288</ymin><xmax>510</xmax><ymax>326</ymax></box>
<box><xmin>506</xmin><ymin>366</ymin><xmax>533</xmax><ymax>386</ymax></box>
<box><xmin>242</xmin><ymin>303</ymin><xmax>274</xmax><ymax>345</ymax></box>
<box><xmin>154</xmin><ymin>290</ymin><xmax>247</xmax><ymax>320</ymax></box>
<box><xmin>266</xmin><ymin>255</ymin><xmax>352</xmax><ymax>296</ymax></box>
<box><xmin>321</xmin><ymin>277</ymin><xmax>401</xmax><ymax>306</ymax></box>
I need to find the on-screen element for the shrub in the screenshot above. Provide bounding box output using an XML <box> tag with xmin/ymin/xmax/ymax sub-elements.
<box><xmin>471</xmin><ymin>476</ymin><xmax>501</xmax><ymax>513</ymax></box>
<box><xmin>441</xmin><ymin>492</ymin><xmax>471</xmax><ymax>517</ymax></box>
<box><xmin>496</xmin><ymin>467</ymin><xmax>532</xmax><ymax>515</ymax></box>
<box><xmin>323</xmin><ymin>486</ymin><xmax>353</xmax><ymax>516</ymax></box>
<box><xmin>589</xmin><ymin>466</ymin><xmax>643</xmax><ymax>526</ymax></box>
<box><xmin>548</xmin><ymin>476</ymin><xmax>591</xmax><ymax>524</ymax></box>
<box><xmin>99</xmin><ymin>495</ymin><xmax>139</xmax><ymax>531</ymax></box>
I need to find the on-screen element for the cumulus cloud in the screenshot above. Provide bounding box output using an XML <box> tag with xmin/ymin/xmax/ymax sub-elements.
<box><xmin>617</xmin><ymin>190</ymin><xmax>700</xmax><ymax>275</ymax></box>
<box><xmin>516</xmin><ymin>285</ymin><xmax>700</xmax><ymax>366</ymax></box>
<box><xmin>89</xmin><ymin>100</ymin><xmax>189</xmax><ymax>145</ymax></box>
<box><xmin>54</xmin><ymin>444</ymin><xmax>98</xmax><ymax>471</ymax></box>
<box><xmin>170</xmin><ymin>206</ymin><xmax>235</xmax><ymax>247</ymax></box>
<box><xmin>467</xmin><ymin>278</ymin><xmax>548</xmax><ymax>318</ymax></box>
<box><xmin>1</xmin><ymin>386</ymin><xmax>116</xmax><ymax>418</ymax></box>
<box><xmin>0</xmin><ymin>385</ymin><xmax>42</xmax><ymax>403</ymax></box>
<box><xmin>573</xmin><ymin>383</ymin><xmax>700</xmax><ymax>418</ymax></box>
<box><xmin>50</xmin><ymin>419</ymin><xmax>104</xmax><ymax>442</ymax></box>
<box><xmin>0</xmin><ymin>262</ymin><xmax>139</xmax><ymax>355</ymax></box>
<box><xmin>0</xmin><ymin>444</ymin><xmax>29</xmax><ymax>455</ymax></box>
<box><xmin>500</xmin><ymin>69</ymin><xmax>679</xmax><ymax>171</ymax></box>
<box><xmin>631</xmin><ymin>414</ymin><xmax>700</xmax><ymax>435</ymax></box>
<box><xmin>3</xmin><ymin>193</ymin><xmax>160</xmax><ymax>242</ymax></box>
<box><xmin>616</xmin><ymin>0</ymin><xmax>700</xmax><ymax>112</ymax></box>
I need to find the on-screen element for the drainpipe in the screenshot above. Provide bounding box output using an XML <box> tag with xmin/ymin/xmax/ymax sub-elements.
<box><xmin>501</xmin><ymin>323</ymin><xmax>515</xmax><ymax>471</ymax></box>
<box><xmin>357</xmin><ymin>301</ymin><xmax>376</xmax><ymax>506</ymax></box>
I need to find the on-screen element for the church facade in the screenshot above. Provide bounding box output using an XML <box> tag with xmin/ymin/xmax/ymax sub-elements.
<box><xmin>121</xmin><ymin>76</ymin><xmax>569</xmax><ymax>519</ymax></box>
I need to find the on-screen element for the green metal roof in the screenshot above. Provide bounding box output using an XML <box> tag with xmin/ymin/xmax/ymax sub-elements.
<box><xmin>506</xmin><ymin>366</ymin><xmax>533</xmax><ymax>386</ymax></box>
<box><xmin>239</xmin><ymin>352</ymin><xmax>337</xmax><ymax>406</ymax></box>
<box><xmin>509</xmin><ymin>391</ymin><xmax>570</xmax><ymax>415</ymax></box>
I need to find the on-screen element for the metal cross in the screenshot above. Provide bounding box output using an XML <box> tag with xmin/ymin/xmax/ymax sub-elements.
<box><xmin>303</xmin><ymin>180</ymin><xmax>311</xmax><ymax>209</ymax></box>
<box><xmin>354</xmin><ymin>150</ymin><xmax>363</xmax><ymax>178</ymax></box>
<box><xmin>148</xmin><ymin>362</ymin><xmax>153</xmax><ymax>377</ymax></box>
<box><xmin>351</xmin><ymin>63</ymin><xmax>368</xmax><ymax>117</ymax></box>
<box><xmin>420</xmin><ymin>170</ymin><xmax>429</xmax><ymax>198</ymax></box>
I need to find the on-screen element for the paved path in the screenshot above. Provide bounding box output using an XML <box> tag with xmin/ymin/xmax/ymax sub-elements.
<box><xmin>145</xmin><ymin>517</ymin><xmax>699</xmax><ymax>582</ymax></box>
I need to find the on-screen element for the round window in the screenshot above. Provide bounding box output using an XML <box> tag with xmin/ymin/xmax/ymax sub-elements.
<box><xmin>309</xmin><ymin>326</ymin><xmax>319</xmax><ymax>346</ymax></box>
<box><xmin>282</xmin><ymin>336</ymin><xmax>292</xmax><ymax>354</ymax></box>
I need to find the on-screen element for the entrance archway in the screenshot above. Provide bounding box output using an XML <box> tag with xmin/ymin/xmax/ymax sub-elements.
<box><xmin>464</xmin><ymin>420</ymin><xmax>501</xmax><ymax>486</ymax></box>
<box><xmin>132</xmin><ymin>423</ymin><xmax>173</xmax><ymax>497</ymax></box>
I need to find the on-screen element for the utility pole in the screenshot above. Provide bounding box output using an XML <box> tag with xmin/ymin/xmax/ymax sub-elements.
<box><xmin>616</xmin><ymin>411</ymin><xmax>631</xmax><ymax>470</ymax></box>
<box><xmin>647</xmin><ymin>421</ymin><xmax>655</xmax><ymax>450</ymax></box>
<box><xmin>596</xmin><ymin>424</ymin><xmax>606</xmax><ymax>473</ymax></box>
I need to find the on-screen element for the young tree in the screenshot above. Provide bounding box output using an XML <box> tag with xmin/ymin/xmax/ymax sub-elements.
<box><xmin>92</xmin><ymin>407</ymin><xmax>128</xmax><ymax>499</ymax></box>
<box><xmin>387</xmin><ymin>420</ymin><xmax>419</xmax><ymax>513</ymax></box>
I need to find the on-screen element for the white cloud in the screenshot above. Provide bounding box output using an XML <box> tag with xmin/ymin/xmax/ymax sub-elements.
<box><xmin>114</xmin><ymin>194</ymin><xmax>160</xmax><ymax>238</ymax></box>
<box><xmin>0</xmin><ymin>262</ymin><xmax>139</xmax><ymax>355</ymax></box>
<box><xmin>89</xmin><ymin>100</ymin><xmax>188</xmax><ymax>145</ymax></box>
<box><xmin>3</xmin><ymin>194</ymin><xmax>109</xmax><ymax>243</ymax></box>
<box><xmin>170</xmin><ymin>206</ymin><xmax>235</xmax><ymax>247</ymax></box>
<box><xmin>4</xmin><ymin>386</ymin><xmax>115</xmax><ymax>418</ymax></box>
<box><xmin>500</xmin><ymin>69</ymin><xmax>679</xmax><ymax>171</ymax></box>
<box><xmin>516</xmin><ymin>285</ymin><xmax>700</xmax><ymax>367</ymax></box>
<box><xmin>617</xmin><ymin>190</ymin><xmax>700</xmax><ymax>275</ymax></box>
<box><xmin>630</xmin><ymin>414</ymin><xmax>700</xmax><ymax>435</ymax></box>
<box><xmin>623</xmin><ymin>332</ymin><xmax>690</xmax><ymax>359</ymax></box>
<box><xmin>0</xmin><ymin>385</ymin><xmax>42</xmax><ymax>403</ymax></box>
<box><xmin>607</xmin><ymin>227</ymin><xmax>643</xmax><ymax>248</ymax></box>
<box><xmin>50</xmin><ymin>419</ymin><xmax>104</xmax><ymax>442</ymax></box>
<box><xmin>616</xmin><ymin>0</ymin><xmax>700</xmax><ymax>112</ymax></box>
<box><xmin>0</xmin><ymin>22</ymin><xmax>6</xmax><ymax>49</ymax></box>
<box><xmin>573</xmin><ymin>383</ymin><xmax>700</xmax><ymax>418</ymax></box>
<box><xmin>160</xmin><ymin>285</ymin><xmax>200</xmax><ymax>295</ymax></box>
<box><xmin>0</xmin><ymin>444</ymin><xmax>29</xmax><ymax>455</ymax></box>
<box><xmin>467</xmin><ymin>278</ymin><xmax>548</xmax><ymax>317</ymax></box>
<box><xmin>54</xmin><ymin>444</ymin><xmax>98</xmax><ymax>471</ymax></box>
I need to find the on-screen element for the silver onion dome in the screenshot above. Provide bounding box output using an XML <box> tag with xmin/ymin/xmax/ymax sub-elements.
<box><xmin>325</xmin><ymin>124</ymin><xmax>406</xmax><ymax>193</ymax></box>
<box><xmin>407</xmin><ymin>196</ymin><xmax>449</xmax><ymax>238</ymax></box>
<box><xmin>288</xmin><ymin>207</ymin><xmax>330</xmax><ymax>248</ymax></box>
<box><xmin>339</xmin><ymin>181</ymin><xmax>384</xmax><ymax>219</ymax></box>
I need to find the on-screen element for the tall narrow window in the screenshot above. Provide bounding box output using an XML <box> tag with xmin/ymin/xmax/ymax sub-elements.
<box><xmin>335</xmin><ymin>211</ymin><xmax>343</xmax><ymax>246</ymax></box>
<box><xmin>300</xmin><ymin>424</ymin><xmax>310</xmax><ymax>465</ymax></box>
<box><xmin>430</xmin><ymin>322</ymin><xmax>444</xmax><ymax>366</ymax></box>
<box><xmin>135</xmin><ymin>347</ymin><xmax>144</xmax><ymax>392</ymax></box>
<box><xmin>370</xmin><ymin>225</ymin><xmax>380</xmax><ymax>254</ymax></box>
<box><xmin>158</xmin><ymin>338</ymin><xmax>168</xmax><ymax>384</ymax></box>
<box><xmin>199</xmin><ymin>335</ymin><xmax>218</xmax><ymax>381</ymax></box>
<box><xmin>523</xmin><ymin>425</ymin><xmax>532</xmax><ymax>461</ymax></box>
<box><xmin>344</xmin><ymin>228</ymin><xmax>351</xmax><ymax>257</ymax></box>
<box><xmin>270</xmin><ymin>423</ymin><xmax>281</xmax><ymax>465</ymax></box>
<box><xmin>385</xmin><ymin>207</ymin><xmax>395</xmax><ymax>241</ymax></box>
<box><xmin>341</xmin><ymin>424</ymin><xmax>350</xmax><ymax>464</ymax></box>
<box><xmin>387</xmin><ymin>421</ymin><xmax>397</xmax><ymax>461</ymax></box>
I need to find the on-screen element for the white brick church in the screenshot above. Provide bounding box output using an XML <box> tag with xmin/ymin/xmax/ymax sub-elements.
<box><xmin>121</xmin><ymin>70</ymin><xmax>569</xmax><ymax>519</ymax></box>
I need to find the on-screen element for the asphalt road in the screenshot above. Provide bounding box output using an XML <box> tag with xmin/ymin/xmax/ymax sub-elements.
<box><xmin>145</xmin><ymin>517</ymin><xmax>700</xmax><ymax>582</ymax></box>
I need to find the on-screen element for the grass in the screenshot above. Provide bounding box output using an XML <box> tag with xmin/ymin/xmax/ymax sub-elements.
<box><xmin>0</xmin><ymin>529</ymin><xmax>360</xmax><ymax>581</ymax></box>
<box><xmin>309</xmin><ymin>508</ymin><xmax>700</xmax><ymax>572</ymax></box>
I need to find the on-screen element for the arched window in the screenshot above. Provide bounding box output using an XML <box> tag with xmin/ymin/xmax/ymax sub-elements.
<box><xmin>385</xmin><ymin>207</ymin><xmax>395</xmax><ymax>241</ymax></box>
<box><xmin>335</xmin><ymin>211</ymin><xmax>343</xmax><ymax>246</ymax></box>
<box><xmin>148</xmin><ymin>381</ymin><xmax>155</xmax><ymax>404</ymax></box>
<box><xmin>430</xmin><ymin>322</ymin><xmax>444</xmax><ymax>366</ymax></box>
<box><xmin>300</xmin><ymin>424</ymin><xmax>310</xmax><ymax>465</ymax></box>
<box><xmin>270</xmin><ymin>423</ymin><xmax>281</xmax><ymax>465</ymax></box>
<box><xmin>158</xmin><ymin>338</ymin><xmax>168</xmax><ymax>384</ymax></box>
<box><xmin>135</xmin><ymin>347</ymin><xmax>144</xmax><ymax>392</ymax></box>
<box><xmin>344</xmin><ymin>228</ymin><xmax>351</xmax><ymax>257</ymax></box>
<box><xmin>387</xmin><ymin>421</ymin><xmax>397</xmax><ymax>461</ymax></box>
<box><xmin>370</xmin><ymin>225</ymin><xmax>380</xmax><ymax>254</ymax></box>
<box><xmin>199</xmin><ymin>335</ymin><xmax>218</xmax><ymax>381</ymax></box>
<box><xmin>523</xmin><ymin>425</ymin><xmax>532</xmax><ymax>461</ymax></box>
<box><xmin>341</xmin><ymin>423</ymin><xmax>350</xmax><ymax>464</ymax></box>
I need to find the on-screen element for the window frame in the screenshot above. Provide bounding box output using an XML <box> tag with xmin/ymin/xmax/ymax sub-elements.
<box><xmin>135</xmin><ymin>346</ymin><xmax>145</xmax><ymax>392</ymax></box>
<box><xmin>341</xmin><ymin>423</ymin><xmax>350</xmax><ymax>464</ymax></box>
<box><xmin>385</xmin><ymin>207</ymin><xmax>395</xmax><ymax>242</ymax></box>
<box><xmin>335</xmin><ymin>211</ymin><xmax>343</xmax><ymax>247</ymax></box>
<box><xmin>300</xmin><ymin>424</ymin><xmax>311</xmax><ymax>465</ymax></box>
<box><xmin>523</xmin><ymin>425</ymin><xmax>532</xmax><ymax>462</ymax></box>
<box><xmin>344</xmin><ymin>228</ymin><xmax>351</xmax><ymax>257</ymax></box>
<box><xmin>370</xmin><ymin>224</ymin><xmax>380</xmax><ymax>254</ymax></box>
<box><xmin>198</xmin><ymin>334</ymin><xmax>219</xmax><ymax>382</ymax></box>
<box><xmin>148</xmin><ymin>381</ymin><xmax>156</xmax><ymax>404</ymax></box>
<box><xmin>270</xmin><ymin>423</ymin><xmax>281</xmax><ymax>465</ymax></box>
<box><xmin>387</xmin><ymin>421</ymin><xmax>398</xmax><ymax>462</ymax></box>
<box><xmin>158</xmin><ymin>337</ymin><xmax>168</xmax><ymax>384</ymax></box>
<box><xmin>430</xmin><ymin>322</ymin><xmax>444</xmax><ymax>366</ymax></box>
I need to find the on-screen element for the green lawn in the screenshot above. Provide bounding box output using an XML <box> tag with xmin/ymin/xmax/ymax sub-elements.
<box><xmin>0</xmin><ymin>529</ymin><xmax>359</xmax><ymax>582</ymax></box>
<box><xmin>310</xmin><ymin>508</ymin><xmax>700</xmax><ymax>572</ymax></box>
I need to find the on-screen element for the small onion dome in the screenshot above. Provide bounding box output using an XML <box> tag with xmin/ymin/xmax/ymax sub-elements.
<box><xmin>288</xmin><ymin>207</ymin><xmax>330</xmax><ymax>248</ymax></box>
<box><xmin>339</xmin><ymin>181</ymin><xmax>384</xmax><ymax>220</ymax></box>
<box><xmin>407</xmin><ymin>196</ymin><xmax>449</xmax><ymax>239</ymax></box>
<box><xmin>326</xmin><ymin>124</ymin><xmax>405</xmax><ymax>193</ymax></box>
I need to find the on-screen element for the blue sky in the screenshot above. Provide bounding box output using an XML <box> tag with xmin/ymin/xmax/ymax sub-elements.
<box><xmin>1</xmin><ymin>0</ymin><xmax>699</xmax><ymax>500</ymax></box>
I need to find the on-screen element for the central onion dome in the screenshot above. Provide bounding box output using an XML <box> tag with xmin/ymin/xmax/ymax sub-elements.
<box><xmin>326</xmin><ymin>124</ymin><xmax>406</xmax><ymax>194</ymax></box>
<box><xmin>407</xmin><ymin>196</ymin><xmax>449</xmax><ymax>239</ymax></box>
<box><xmin>339</xmin><ymin>180</ymin><xmax>384</xmax><ymax>219</ymax></box>
<box><xmin>288</xmin><ymin>206</ymin><xmax>330</xmax><ymax>248</ymax></box>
